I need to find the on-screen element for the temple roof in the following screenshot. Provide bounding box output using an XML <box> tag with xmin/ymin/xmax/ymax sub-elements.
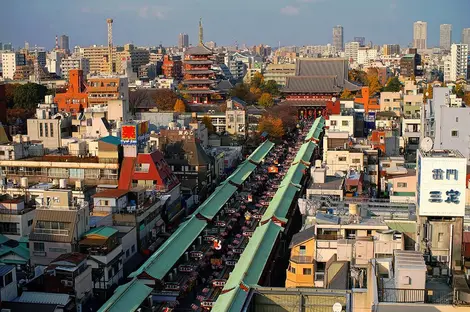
<box><xmin>184</xmin><ymin>79</ymin><xmax>216</xmax><ymax>85</ymax></box>
<box><xmin>184</xmin><ymin>60</ymin><xmax>213</xmax><ymax>65</ymax></box>
<box><xmin>185</xmin><ymin>70</ymin><xmax>214</xmax><ymax>75</ymax></box>
<box><xmin>283</xmin><ymin>76</ymin><xmax>342</xmax><ymax>93</ymax></box>
<box><xmin>185</xmin><ymin>45</ymin><xmax>213</xmax><ymax>56</ymax></box>
<box><xmin>295</xmin><ymin>58</ymin><xmax>349</xmax><ymax>86</ymax></box>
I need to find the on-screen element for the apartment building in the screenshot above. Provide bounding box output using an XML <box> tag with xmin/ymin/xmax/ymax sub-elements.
<box><xmin>1</xmin><ymin>52</ymin><xmax>26</xmax><ymax>80</ymax></box>
<box><xmin>345</xmin><ymin>42</ymin><xmax>360</xmax><ymax>63</ymax></box>
<box><xmin>0</xmin><ymin>198</ymin><xmax>36</xmax><ymax>240</ymax></box>
<box><xmin>380</xmin><ymin>92</ymin><xmax>402</xmax><ymax>116</ymax></box>
<box><xmin>448</xmin><ymin>43</ymin><xmax>469</xmax><ymax>82</ymax></box>
<box><xmin>87</xmin><ymin>76</ymin><xmax>129</xmax><ymax>107</ymax></box>
<box><xmin>115</xmin><ymin>44</ymin><xmax>150</xmax><ymax>74</ymax></box>
<box><xmin>263</xmin><ymin>63</ymin><xmax>296</xmax><ymax>86</ymax></box>
<box><xmin>81</xmin><ymin>46</ymin><xmax>117</xmax><ymax>75</ymax></box>
<box><xmin>60</xmin><ymin>56</ymin><xmax>90</xmax><ymax>80</ymax></box>
<box><xmin>357</xmin><ymin>47</ymin><xmax>377</xmax><ymax>66</ymax></box>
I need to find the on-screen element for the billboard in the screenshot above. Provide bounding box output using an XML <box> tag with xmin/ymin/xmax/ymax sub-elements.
<box><xmin>121</xmin><ymin>121</ymin><xmax>150</xmax><ymax>145</ymax></box>
<box><xmin>417</xmin><ymin>151</ymin><xmax>467</xmax><ymax>217</ymax></box>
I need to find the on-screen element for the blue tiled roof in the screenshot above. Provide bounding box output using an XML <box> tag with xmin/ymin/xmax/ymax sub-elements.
<box><xmin>0</xmin><ymin>265</ymin><xmax>14</xmax><ymax>276</ymax></box>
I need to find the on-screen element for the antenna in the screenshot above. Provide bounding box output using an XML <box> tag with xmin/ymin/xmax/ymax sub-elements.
<box><xmin>107</xmin><ymin>18</ymin><xmax>114</xmax><ymax>74</ymax></box>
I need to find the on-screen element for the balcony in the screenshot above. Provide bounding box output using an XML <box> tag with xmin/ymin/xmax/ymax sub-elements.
<box><xmin>378</xmin><ymin>288</ymin><xmax>453</xmax><ymax>304</ymax></box>
<box><xmin>291</xmin><ymin>255</ymin><xmax>314</xmax><ymax>264</ymax></box>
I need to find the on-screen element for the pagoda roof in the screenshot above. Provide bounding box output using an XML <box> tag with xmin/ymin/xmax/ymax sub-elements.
<box><xmin>184</xmin><ymin>60</ymin><xmax>213</xmax><ymax>65</ymax></box>
<box><xmin>185</xmin><ymin>70</ymin><xmax>214</xmax><ymax>75</ymax></box>
<box><xmin>181</xmin><ymin>89</ymin><xmax>216</xmax><ymax>94</ymax></box>
<box><xmin>185</xmin><ymin>45</ymin><xmax>213</xmax><ymax>56</ymax></box>
<box><xmin>184</xmin><ymin>79</ymin><xmax>216</xmax><ymax>85</ymax></box>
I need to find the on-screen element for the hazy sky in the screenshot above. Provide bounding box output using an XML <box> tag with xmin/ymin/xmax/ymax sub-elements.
<box><xmin>1</xmin><ymin>0</ymin><xmax>469</xmax><ymax>49</ymax></box>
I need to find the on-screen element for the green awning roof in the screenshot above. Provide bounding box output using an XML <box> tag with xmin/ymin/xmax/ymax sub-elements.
<box><xmin>261</xmin><ymin>184</ymin><xmax>300</xmax><ymax>223</ymax></box>
<box><xmin>227</xmin><ymin>161</ymin><xmax>257</xmax><ymax>185</ymax></box>
<box><xmin>129</xmin><ymin>216</ymin><xmax>206</xmax><ymax>280</ymax></box>
<box><xmin>248</xmin><ymin>140</ymin><xmax>275</xmax><ymax>163</ymax></box>
<box><xmin>195</xmin><ymin>182</ymin><xmax>238</xmax><ymax>220</ymax></box>
<box><xmin>98</xmin><ymin>279</ymin><xmax>153</xmax><ymax>312</ymax></box>
<box><xmin>84</xmin><ymin>226</ymin><xmax>118</xmax><ymax>238</ymax></box>
<box><xmin>280</xmin><ymin>162</ymin><xmax>307</xmax><ymax>187</ymax></box>
<box><xmin>293</xmin><ymin>141</ymin><xmax>317</xmax><ymax>164</ymax></box>
<box><xmin>212</xmin><ymin>221</ymin><xmax>283</xmax><ymax>312</ymax></box>
<box><xmin>385</xmin><ymin>221</ymin><xmax>417</xmax><ymax>233</ymax></box>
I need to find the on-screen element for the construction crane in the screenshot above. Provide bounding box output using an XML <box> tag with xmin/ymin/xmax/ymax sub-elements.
<box><xmin>107</xmin><ymin>18</ymin><xmax>113</xmax><ymax>74</ymax></box>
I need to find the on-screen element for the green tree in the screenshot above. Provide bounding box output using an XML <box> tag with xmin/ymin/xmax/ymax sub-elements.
<box><xmin>251</xmin><ymin>72</ymin><xmax>265</xmax><ymax>89</ymax></box>
<box><xmin>202</xmin><ymin>115</ymin><xmax>215</xmax><ymax>133</ymax></box>
<box><xmin>262</xmin><ymin>80</ymin><xmax>280</xmax><ymax>96</ymax></box>
<box><xmin>13</xmin><ymin>83</ymin><xmax>48</xmax><ymax>109</ymax></box>
<box><xmin>383</xmin><ymin>77</ymin><xmax>402</xmax><ymax>92</ymax></box>
<box><xmin>258</xmin><ymin>93</ymin><xmax>274</xmax><ymax>108</ymax></box>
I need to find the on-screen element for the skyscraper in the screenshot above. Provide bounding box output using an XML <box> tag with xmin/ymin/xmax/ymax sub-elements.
<box><xmin>440</xmin><ymin>24</ymin><xmax>452</xmax><ymax>50</ymax></box>
<box><xmin>353</xmin><ymin>37</ymin><xmax>365</xmax><ymax>47</ymax></box>
<box><xmin>333</xmin><ymin>25</ymin><xmax>344</xmax><ymax>52</ymax></box>
<box><xmin>413</xmin><ymin>21</ymin><xmax>427</xmax><ymax>50</ymax></box>
<box><xmin>178</xmin><ymin>33</ymin><xmax>189</xmax><ymax>48</ymax></box>
<box><xmin>59</xmin><ymin>35</ymin><xmax>70</xmax><ymax>52</ymax></box>
<box><xmin>462</xmin><ymin>28</ymin><xmax>470</xmax><ymax>45</ymax></box>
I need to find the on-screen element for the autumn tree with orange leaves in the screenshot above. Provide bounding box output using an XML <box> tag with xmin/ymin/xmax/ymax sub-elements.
<box><xmin>258</xmin><ymin>115</ymin><xmax>284</xmax><ymax>139</ymax></box>
<box><xmin>173</xmin><ymin>99</ymin><xmax>186</xmax><ymax>112</ymax></box>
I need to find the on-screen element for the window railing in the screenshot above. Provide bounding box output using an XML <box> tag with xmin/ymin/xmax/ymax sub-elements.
<box><xmin>33</xmin><ymin>228</ymin><xmax>69</xmax><ymax>236</ymax></box>
<box><xmin>291</xmin><ymin>255</ymin><xmax>314</xmax><ymax>263</ymax></box>
<box><xmin>378</xmin><ymin>288</ymin><xmax>453</xmax><ymax>305</ymax></box>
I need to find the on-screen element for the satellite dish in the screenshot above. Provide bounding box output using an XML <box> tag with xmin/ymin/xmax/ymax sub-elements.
<box><xmin>420</xmin><ymin>137</ymin><xmax>434</xmax><ymax>153</ymax></box>
<box><xmin>332</xmin><ymin>302</ymin><xmax>343</xmax><ymax>312</ymax></box>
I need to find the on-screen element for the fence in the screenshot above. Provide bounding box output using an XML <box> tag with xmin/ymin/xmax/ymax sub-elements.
<box><xmin>378</xmin><ymin>288</ymin><xmax>453</xmax><ymax>305</ymax></box>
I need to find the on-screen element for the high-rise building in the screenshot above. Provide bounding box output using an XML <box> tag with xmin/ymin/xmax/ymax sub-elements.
<box><xmin>383</xmin><ymin>44</ymin><xmax>401</xmax><ymax>56</ymax></box>
<box><xmin>449</xmin><ymin>43</ymin><xmax>468</xmax><ymax>82</ymax></box>
<box><xmin>354</xmin><ymin>37</ymin><xmax>366</xmax><ymax>47</ymax></box>
<box><xmin>59</xmin><ymin>35</ymin><xmax>70</xmax><ymax>53</ymax></box>
<box><xmin>462</xmin><ymin>28</ymin><xmax>470</xmax><ymax>45</ymax></box>
<box><xmin>60</xmin><ymin>56</ymin><xmax>90</xmax><ymax>80</ymax></box>
<box><xmin>1</xmin><ymin>52</ymin><xmax>26</xmax><ymax>79</ymax></box>
<box><xmin>345</xmin><ymin>42</ymin><xmax>360</xmax><ymax>62</ymax></box>
<box><xmin>439</xmin><ymin>24</ymin><xmax>452</xmax><ymax>50</ymax></box>
<box><xmin>178</xmin><ymin>33</ymin><xmax>189</xmax><ymax>48</ymax></box>
<box><xmin>333</xmin><ymin>25</ymin><xmax>344</xmax><ymax>52</ymax></box>
<box><xmin>413</xmin><ymin>21</ymin><xmax>427</xmax><ymax>50</ymax></box>
<box><xmin>3</xmin><ymin>43</ymin><xmax>12</xmax><ymax>51</ymax></box>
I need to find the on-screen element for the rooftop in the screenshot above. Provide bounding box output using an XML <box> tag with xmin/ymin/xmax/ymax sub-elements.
<box><xmin>309</xmin><ymin>175</ymin><xmax>344</xmax><ymax>190</ymax></box>
<box><xmin>93</xmin><ymin>189</ymin><xmax>129</xmax><ymax>199</ymax></box>
<box><xmin>420</xmin><ymin>149</ymin><xmax>465</xmax><ymax>158</ymax></box>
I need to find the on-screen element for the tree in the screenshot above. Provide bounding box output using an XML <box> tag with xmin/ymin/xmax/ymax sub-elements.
<box><xmin>251</xmin><ymin>72</ymin><xmax>265</xmax><ymax>89</ymax></box>
<box><xmin>340</xmin><ymin>88</ymin><xmax>353</xmax><ymax>99</ymax></box>
<box><xmin>423</xmin><ymin>84</ymin><xmax>433</xmax><ymax>101</ymax></box>
<box><xmin>129</xmin><ymin>89</ymin><xmax>150</xmax><ymax>115</ymax></box>
<box><xmin>383</xmin><ymin>77</ymin><xmax>402</xmax><ymax>92</ymax></box>
<box><xmin>202</xmin><ymin>115</ymin><xmax>215</xmax><ymax>134</ymax></box>
<box><xmin>150</xmin><ymin>89</ymin><xmax>180</xmax><ymax>111</ymax></box>
<box><xmin>258</xmin><ymin>93</ymin><xmax>274</xmax><ymax>108</ymax></box>
<box><xmin>348</xmin><ymin>69</ymin><xmax>368</xmax><ymax>86</ymax></box>
<box><xmin>455</xmin><ymin>83</ymin><xmax>465</xmax><ymax>98</ymax></box>
<box><xmin>173</xmin><ymin>99</ymin><xmax>186</xmax><ymax>112</ymax></box>
<box><xmin>464</xmin><ymin>92</ymin><xmax>470</xmax><ymax>106</ymax></box>
<box><xmin>258</xmin><ymin>115</ymin><xmax>284</xmax><ymax>139</ymax></box>
<box><xmin>230</xmin><ymin>83</ymin><xmax>250</xmax><ymax>101</ymax></box>
<box><xmin>366</xmin><ymin>69</ymin><xmax>382</xmax><ymax>95</ymax></box>
<box><xmin>249</xmin><ymin>86</ymin><xmax>262</xmax><ymax>102</ymax></box>
<box><xmin>13</xmin><ymin>83</ymin><xmax>48</xmax><ymax>109</ymax></box>
<box><xmin>4</xmin><ymin>83</ymin><xmax>20</xmax><ymax>108</ymax></box>
<box><xmin>262</xmin><ymin>80</ymin><xmax>280</xmax><ymax>96</ymax></box>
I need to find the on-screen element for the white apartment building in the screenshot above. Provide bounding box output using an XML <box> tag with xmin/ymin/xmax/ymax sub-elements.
<box><xmin>413</xmin><ymin>21</ymin><xmax>427</xmax><ymax>50</ymax></box>
<box><xmin>1</xmin><ymin>52</ymin><xmax>26</xmax><ymax>80</ymax></box>
<box><xmin>60</xmin><ymin>56</ymin><xmax>90</xmax><ymax>80</ymax></box>
<box><xmin>449</xmin><ymin>43</ymin><xmax>468</xmax><ymax>82</ymax></box>
<box><xmin>357</xmin><ymin>47</ymin><xmax>377</xmax><ymax>66</ymax></box>
<box><xmin>46</xmin><ymin>51</ymin><xmax>63</xmax><ymax>77</ymax></box>
<box><xmin>345</xmin><ymin>42</ymin><xmax>360</xmax><ymax>63</ymax></box>
<box><xmin>443</xmin><ymin>55</ymin><xmax>452</xmax><ymax>83</ymax></box>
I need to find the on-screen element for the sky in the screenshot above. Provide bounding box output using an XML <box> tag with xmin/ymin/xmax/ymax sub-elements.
<box><xmin>1</xmin><ymin>0</ymin><xmax>469</xmax><ymax>49</ymax></box>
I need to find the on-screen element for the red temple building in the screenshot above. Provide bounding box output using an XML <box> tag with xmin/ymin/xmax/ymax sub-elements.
<box><xmin>281</xmin><ymin>58</ymin><xmax>361</xmax><ymax>119</ymax></box>
<box><xmin>182</xmin><ymin>19</ymin><xmax>217</xmax><ymax>104</ymax></box>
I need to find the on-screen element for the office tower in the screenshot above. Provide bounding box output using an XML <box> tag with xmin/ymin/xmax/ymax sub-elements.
<box><xmin>383</xmin><ymin>44</ymin><xmax>401</xmax><ymax>56</ymax></box>
<box><xmin>439</xmin><ymin>24</ymin><xmax>452</xmax><ymax>50</ymax></box>
<box><xmin>333</xmin><ymin>25</ymin><xmax>344</xmax><ymax>51</ymax></box>
<box><xmin>462</xmin><ymin>28</ymin><xmax>470</xmax><ymax>45</ymax></box>
<box><xmin>178</xmin><ymin>33</ymin><xmax>189</xmax><ymax>48</ymax></box>
<box><xmin>59</xmin><ymin>35</ymin><xmax>70</xmax><ymax>52</ymax></box>
<box><xmin>345</xmin><ymin>42</ymin><xmax>359</xmax><ymax>62</ymax></box>
<box><xmin>449</xmin><ymin>43</ymin><xmax>468</xmax><ymax>81</ymax></box>
<box><xmin>3</xmin><ymin>43</ymin><xmax>12</xmax><ymax>51</ymax></box>
<box><xmin>413</xmin><ymin>21</ymin><xmax>427</xmax><ymax>49</ymax></box>
<box><xmin>354</xmin><ymin>37</ymin><xmax>366</xmax><ymax>47</ymax></box>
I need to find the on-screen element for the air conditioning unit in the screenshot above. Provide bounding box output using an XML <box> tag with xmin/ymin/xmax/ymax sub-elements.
<box><xmin>441</xmin><ymin>268</ymin><xmax>449</xmax><ymax>276</ymax></box>
<box><xmin>439</xmin><ymin>255</ymin><xmax>449</xmax><ymax>263</ymax></box>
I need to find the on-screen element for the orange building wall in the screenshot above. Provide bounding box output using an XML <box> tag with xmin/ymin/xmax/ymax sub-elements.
<box><xmin>54</xmin><ymin>69</ymin><xmax>88</xmax><ymax>114</ymax></box>
<box><xmin>354</xmin><ymin>87</ymin><xmax>379</xmax><ymax>112</ymax></box>
<box><xmin>370</xmin><ymin>130</ymin><xmax>386</xmax><ymax>154</ymax></box>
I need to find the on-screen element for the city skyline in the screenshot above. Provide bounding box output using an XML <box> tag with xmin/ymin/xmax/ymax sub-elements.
<box><xmin>1</xmin><ymin>0</ymin><xmax>469</xmax><ymax>49</ymax></box>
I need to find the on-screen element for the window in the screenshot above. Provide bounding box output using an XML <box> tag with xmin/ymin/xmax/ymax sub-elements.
<box><xmin>28</xmin><ymin>219</ymin><xmax>33</xmax><ymax>226</ymax></box>
<box><xmin>39</xmin><ymin>123</ymin><xmax>43</xmax><ymax>137</ymax></box>
<box><xmin>438</xmin><ymin>233</ymin><xmax>444</xmax><ymax>242</ymax></box>
<box><xmin>126</xmin><ymin>250</ymin><xmax>130</xmax><ymax>258</ymax></box>
<box><xmin>49</xmin><ymin>247</ymin><xmax>67</xmax><ymax>253</ymax></box>
<box><xmin>338</xmin><ymin>157</ymin><xmax>347</xmax><ymax>162</ymax></box>
<box><xmin>352</xmin><ymin>159</ymin><xmax>361</xmax><ymax>164</ymax></box>
<box><xmin>108</xmin><ymin>268</ymin><xmax>113</xmax><ymax>277</ymax></box>
<box><xmin>131</xmin><ymin>245</ymin><xmax>136</xmax><ymax>253</ymax></box>
<box><xmin>341</xmin><ymin>120</ymin><xmax>349</xmax><ymax>126</ymax></box>
<box><xmin>397</xmin><ymin>182</ymin><xmax>407</xmax><ymax>188</ymax></box>
<box><xmin>451</xmin><ymin>130</ymin><xmax>458</xmax><ymax>137</ymax></box>
<box><xmin>456</xmin><ymin>117</ymin><xmax>459</xmax><ymax>122</ymax></box>
<box><xmin>330</xmin><ymin>120</ymin><xmax>337</xmax><ymax>126</ymax></box>
<box><xmin>303</xmin><ymin>268</ymin><xmax>312</xmax><ymax>275</ymax></box>
<box><xmin>299</xmin><ymin>245</ymin><xmax>306</xmax><ymax>254</ymax></box>
<box><xmin>34</xmin><ymin>242</ymin><xmax>45</xmax><ymax>252</ymax></box>
<box><xmin>290</xmin><ymin>266</ymin><xmax>296</xmax><ymax>274</ymax></box>
<box><xmin>44</xmin><ymin>123</ymin><xmax>48</xmax><ymax>137</ymax></box>
<box><xmin>4</xmin><ymin>272</ymin><xmax>13</xmax><ymax>286</ymax></box>
<box><xmin>50</xmin><ymin>123</ymin><xmax>54</xmax><ymax>137</ymax></box>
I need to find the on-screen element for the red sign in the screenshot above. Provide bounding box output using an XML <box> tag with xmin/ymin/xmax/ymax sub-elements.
<box><xmin>213</xmin><ymin>239</ymin><xmax>222</xmax><ymax>250</ymax></box>
<box><xmin>268</xmin><ymin>166</ymin><xmax>279</xmax><ymax>173</ymax></box>
<box><xmin>121</xmin><ymin>125</ymin><xmax>137</xmax><ymax>141</ymax></box>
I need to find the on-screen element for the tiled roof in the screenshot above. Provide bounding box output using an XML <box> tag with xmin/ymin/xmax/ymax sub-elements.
<box><xmin>0</xmin><ymin>264</ymin><xmax>14</xmax><ymax>276</ymax></box>
<box><xmin>195</xmin><ymin>182</ymin><xmax>238</xmax><ymax>220</ymax></box>
<box><xmin>282</xmin><ymin>100</ymin><xmax>329</xmax><ymax>107</ymax></box>
<box><xmin>98</xmin><ymin>279</ymin><xmax>153</xmax><ymax>312</ymax></box>
<box><xmin>50</xmin><ymin>252</ymin><xmax>87</xmax><ymax>266</ymax></box>
<box><xmin>283</xmin><ymin>76</ymin><xmax>342</xmax><ymax>93</ymax></box>
<box><xmin>93</xmin><ymin>189</ymin><xmax>129</xmax><ymax>198</ymax></box>
<box><xmin>261</xmin><ymin>183</ymin><xmax>301</xmax><ymax>224</ymax></box>
<box><xmin>185</xmin><ymin>45</ymin><xmax>213</xmax><ymax>55</ymax></box>
<box><xmin>295</xmin><ymin>58</ymin><xmax>349</xmax><ymax>83</ymax></box>
<box><xmin>0</xmin><ymin>235</ymin><xmax>30</xmax><ymax>264</ymax></box>
<box><xmin>99</xmin><ymin>136</ymin><xmax>121</xmax><ymax>146</ymax></box>
<box><xmin>289</xmin><ymin>226</ymin><xmax>315</xmax><ymax>248</ymax></box>
<box><xmin>15</xmin><ymin>291</ymin><xmax>71</xmax><ymax>305</ymax></box>
<box><xmin>247</xmin><ymin>140</ymin><xmax>275</xmax><ymax>164</ymax></box>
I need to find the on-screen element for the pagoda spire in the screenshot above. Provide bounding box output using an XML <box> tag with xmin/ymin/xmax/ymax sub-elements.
<box><xmin>198</xmin><ymin>17</ymin><xmax>204</xmax><ymax>46</ymax></box>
